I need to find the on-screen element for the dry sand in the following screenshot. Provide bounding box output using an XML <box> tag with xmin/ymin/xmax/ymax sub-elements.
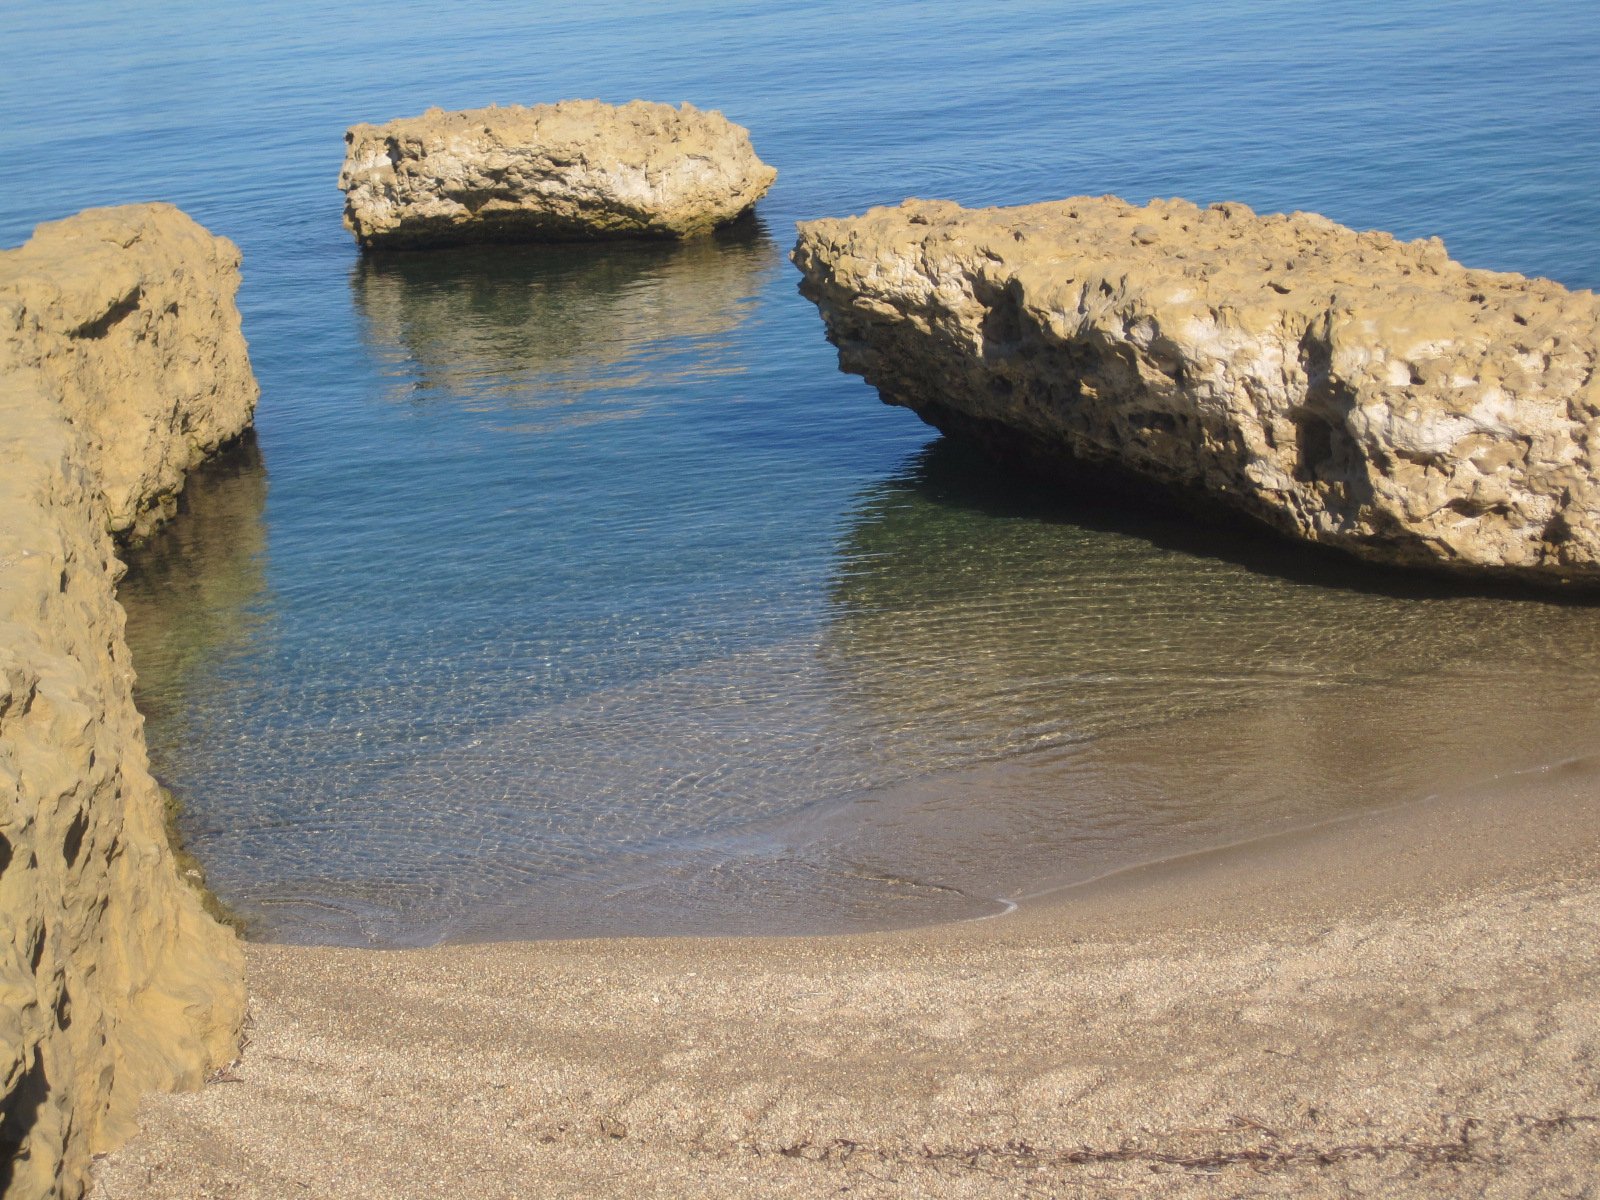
<box><xmin>92</xmin><ymin>759</ymin><xmax>1600</xmax><ymax>1198</ymax></box>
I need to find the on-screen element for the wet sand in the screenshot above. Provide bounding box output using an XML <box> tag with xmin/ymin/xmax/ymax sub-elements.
<box><xmin>92</xmin><ymin>759</ymin><xmax>1600</xmax><ymax>1198</ymax></box>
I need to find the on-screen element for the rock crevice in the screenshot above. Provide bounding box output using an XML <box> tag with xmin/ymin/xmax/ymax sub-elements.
<box><xmin>794</xmin><ymin>196</ymin><xmax>1600</xmax><ymax>585</ymax></box>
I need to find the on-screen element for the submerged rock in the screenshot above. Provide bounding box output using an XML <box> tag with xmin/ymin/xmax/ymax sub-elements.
<box><xmin>0</xmin><ymin>204</ymin><xmax>251</xmax><ymax>1199</ymax></box>
<box><xmin>339</xmin><ymin>99</ymin><xmax>777</xmax><ymax>249</ymax></box>
<box><xmin>793</xmin><ymin>196</ymin><xmax>1600</xmax><ymax>586</ymax></box>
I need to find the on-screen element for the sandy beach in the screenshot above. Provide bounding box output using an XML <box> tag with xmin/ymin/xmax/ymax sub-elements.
<box><xmin>89</xmin><ymin>757</ymin><xmax>1600</xmax><ymax>1199</ymax></box>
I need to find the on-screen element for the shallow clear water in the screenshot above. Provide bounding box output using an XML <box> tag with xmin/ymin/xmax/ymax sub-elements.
<box><xmin>4</xmin><ymin>1</ymin><xmax>1599</xmax><ymax>944</ymax></box>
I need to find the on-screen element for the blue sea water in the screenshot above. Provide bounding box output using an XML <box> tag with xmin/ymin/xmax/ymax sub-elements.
<box><xmin>3</xmin><ymin>1</ymin><xmax>1598</xmax><ymax>944</ymax></box>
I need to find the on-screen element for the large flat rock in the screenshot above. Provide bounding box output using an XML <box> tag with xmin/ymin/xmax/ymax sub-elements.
<box><xmin>793</xmin><ymin>196</ymin><xmax>1600</xmax><ymax>585</ymax></box>
<box><xmin>340</xmin><ymin>100</ymin><xmax>777</xmax><ymax>249</ymax></box>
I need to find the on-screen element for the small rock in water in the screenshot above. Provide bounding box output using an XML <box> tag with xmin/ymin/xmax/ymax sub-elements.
<box><xmin>339</xmin><ymin>99</ymin><xmax>777</xmax><ymax>249</ymax></box>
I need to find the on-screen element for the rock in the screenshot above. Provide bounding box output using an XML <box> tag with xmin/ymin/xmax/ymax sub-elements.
<box><xmin>1</xmin><ymin>204</ymin><xmax>258</xmax><ymax>541</ymax></box>
<box><xmin>0</xmin><ymin>204</ymin><xmax>252</xmax><ymax>1200</ymax></box>
<box><xmin>793</xmin><ymin>196</ymin><xmax>1600</xmax><ymax>586</ymax></box>
<box><xmin>339</xmin><ymin>100</ymin><xmax>777</xmax><ymax>249</ymax></box>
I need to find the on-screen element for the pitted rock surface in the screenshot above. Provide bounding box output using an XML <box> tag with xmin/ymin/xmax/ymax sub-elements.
<box><xmin>340</xmin><ymin>100</ymin><xmax>777</xmax><ymax>249</ymax></box>
<box><xmin>794</xmin><ymin>196</ymin><xmax>1600</xmax><ymax>584</ymax></box>
<box><xmin>0</xmin><ymin>204</ymin><xmax>251</xmax><ymax>1199</ymax></box>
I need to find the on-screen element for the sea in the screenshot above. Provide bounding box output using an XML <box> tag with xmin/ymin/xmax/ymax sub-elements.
<box><xmin>3</xmin><ymin>0</ymin><xmax>1598</xmax><ymax>945</ymax></box>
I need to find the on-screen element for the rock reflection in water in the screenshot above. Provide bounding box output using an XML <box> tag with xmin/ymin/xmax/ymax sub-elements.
<box><xmin>350</xmin><ymin>219</ymin><xmax>781</xmax><ymax>426</ymax></box>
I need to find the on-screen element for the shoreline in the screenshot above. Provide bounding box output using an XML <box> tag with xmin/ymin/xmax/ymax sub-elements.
<box><xmin>93</xmin><ymin>747</ymin><xmax>1600</xmax><ymax>1198</ymax></box>
<box><xmin>186</xmin><ymin>645</ymin><xmax>1600</xmax><ymax>949</ymax></box>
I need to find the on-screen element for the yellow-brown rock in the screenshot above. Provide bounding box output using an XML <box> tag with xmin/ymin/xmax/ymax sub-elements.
<box><xmin>0</xmin><ymin>204</ymin><xmax>252</xmax><ymax>1199</ymax></box>
<box><xmin>3</xmin><ymin>205</ymin><xmax>259</xmax><ymax>543</ymax></box>
<box><xmin>339</xmin><ymin>100</ymin><xmax>777</xmax><ymax>249</ymax></box>
<box><xmin>793</xmin><ymin>196</ymin><xmax>1600</xmax><ymax>585</ymax></box>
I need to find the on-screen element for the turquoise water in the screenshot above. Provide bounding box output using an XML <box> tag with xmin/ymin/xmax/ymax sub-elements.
<box><xmin>4</xmin><ymin>1</ymin><xmax>1599</xmax><ymax>944</ymax></box>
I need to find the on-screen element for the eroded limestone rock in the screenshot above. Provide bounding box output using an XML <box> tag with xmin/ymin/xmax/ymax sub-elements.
<box><xmin>340</xmin><ymin>100</ymin><xmax>777</xmax><ymax>249</ymax></box>
<box><xmin>0</xmin><ymin>204</ymin><xmax>252</xmax><ymax>1199</ymax></box>
<box><xmin>2</xmin><ymin>204</ymin><xmax>259</xmax><ymax>542</ymax></box>
<box><xmin>793</xmin><ymin>196</ymin><xmax>1600</xmax><ymax>585</ymax></box>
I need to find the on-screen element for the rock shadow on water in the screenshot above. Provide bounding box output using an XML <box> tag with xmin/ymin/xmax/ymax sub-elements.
<box><xmin>805</xmin><ymin>435</ymin><xmax>1600</xmax><ymax>904</ymax></box>
<box><xmin>118</xmin><ymin>435</ymin><xmax>273</xmax><ymax>885</ymax></box>
<box><xmin>887</xmin><ymin>431</ymin><xmax>1600</xmax><ymax>606</ymax></box>
<box><xmin>119</xmin><ymin>434</ymin><xmax>272</xmax><ymax>736</ymax></box>
<box><xmin>349</xmin><ymin>215</ymin><xmax>782</xmax><ymax>424</ymax></box>
<box><xmin>827</xmin><ymin>436</ymin><xmax>1600</xmax><ymax>743</ymax></box>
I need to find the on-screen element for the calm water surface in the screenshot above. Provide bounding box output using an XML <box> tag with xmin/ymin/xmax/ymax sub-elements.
<box><xmin>4</xmin><ymin>1</ymin><xmax>1598</xmax><ymax>944</ymax></box>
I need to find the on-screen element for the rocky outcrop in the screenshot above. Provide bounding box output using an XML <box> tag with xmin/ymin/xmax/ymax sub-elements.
<box><xmin>3</xmin><ymin>206</ymin><xmax>259</xmax><ymax>543</ymax></box>
<box><xmin>340</xmin><ymin>100</ymin><xmax>777</xmax><ymax>250</ymax></box>
<box><xmin>793</xmin><ymin>196</ymin><xmax>1600</xmax><ymax>585</ymax></box>
<box><xmin>0</xmin><ymin>205</ymin><xmax>252</xmax><ymax>1199</ymax></box>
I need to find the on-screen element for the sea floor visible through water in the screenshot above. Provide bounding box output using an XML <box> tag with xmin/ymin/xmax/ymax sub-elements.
<box><xmin>6</xmin><ymin>0</ymin><xmax>1599</xmax><ymax>945</ymax></box>
<box><xmin>126</xmin><ymin>434</ymin><xmax>1600</xmax><ymax>945</ymax></box>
